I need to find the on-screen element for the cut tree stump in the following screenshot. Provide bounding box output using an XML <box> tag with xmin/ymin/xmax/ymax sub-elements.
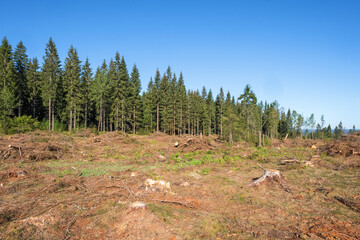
<box><xmin>249</xmin><ymin>164</ymin><xmax>282</xmax><ymax>187</ymax></box>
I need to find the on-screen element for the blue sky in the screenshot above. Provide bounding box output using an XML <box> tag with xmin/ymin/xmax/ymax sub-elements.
<box><xmin>1</xmin><ymin>0</ymin><xmax>359</xmax><ymax>128</ymax></box>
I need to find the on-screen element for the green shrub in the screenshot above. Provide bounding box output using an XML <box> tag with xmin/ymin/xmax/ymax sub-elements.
<box><xmin>1</xmin><ymin>115</ymin><xmax>39</xmax><ymax>134</ymax></box>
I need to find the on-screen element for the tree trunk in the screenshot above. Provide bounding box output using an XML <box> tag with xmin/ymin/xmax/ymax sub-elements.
<box><xmin>48</xmin><ymin>97</ymin><xmax>51</xmax><ymax>131</ymax></box>
<box><xmin>116</xmin><ymin>104</ymin><xmax>119</xmax><ymax>131</ymax></box>
<box><xmin>263</xmin><ymin>133</ymin><xmax>265</xmax><ymax>147</ymax></box>
<box><xmin>133</xmin><ymin>105</ymin><xmax>136</xmax><ymax>134</ymax></box>
<box><xmin>220</xmin><ymin>113</ymin><xmax>223</xmax><ymax>138</ymax></box>
<box><xmin>208</xmin><ymin>118</ymin><xmax>211</xmax><ymax>136</ymax></box>
<box><xmin>197</xmin><ymin>118</ymin><xmax>199</xmax><ymax>135</ymax></box>
<box><xmin>69</xmin><ymin>100</ymin><xmax>73</xmax><ymax>131</ymax></box>
<box><xmin>258</xmin><ymin>131</ymin><xmax>262</xmax><ymax>147</ymax></box>
<box><xmin>73</xmin><ymin>107</ymin><xmax>76</xmax><ymax>130</ymax></box>
<box><xmin>156</xmin><ymin>103</ymin><xmax>159</xmax><ymax>132</ymax></box>
<box><xmin>180</xmin><ymin>107</ymin><xmax>183</xmax><ymax>136</ymax></box>
<box><xmin>103</xmin><ymin>109</ymin><xmax>106</xmax><ymax>132</ymax></box>
<box><xmin>85</xmin><ymin>102</ymin><xmax>88</xmax><ymax>128</ymax></box>
<box><xmin>51</xmin><ymin>104</ymin><xmax>55</xmax><ymax>131</ymax></box>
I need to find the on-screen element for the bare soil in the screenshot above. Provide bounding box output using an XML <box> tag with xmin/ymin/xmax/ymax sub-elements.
<box><xmin>0</xmin><ymin>131</ymin><xmax>359</xmax><ymax>239</ymax></box>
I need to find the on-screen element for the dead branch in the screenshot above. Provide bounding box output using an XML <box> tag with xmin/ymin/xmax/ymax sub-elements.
<box><xmin>64</xmin><ymin>216</ymin><xmax>77</xmax><ymax>239</ymax></box>
<box><xmin>153</xmin><ymin>199</ymin><xmax>193</xmax><ymax>208</ymax></box>
<box><xmin>71</xmin><ymin>166</ymin><xmax>83</xmax><ymax>177</ymax></box>
<box><xmin>9</xmin><ymin>145</ymin><xmax>22</xmax><ymax>158</ymax></box>
<box><xmin>280</xmin><ymin>159</ymin><xmax>300</xmax><ymax>165</ymax></box>
<box><xmin>112</xmin><ymin>179</ymin><xmax>136</xmax><ymax>196</ymax></box>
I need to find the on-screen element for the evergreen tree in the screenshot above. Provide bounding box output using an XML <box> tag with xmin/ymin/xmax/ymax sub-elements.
<box><xmin>169</xmin><ymin>73</ymin><xmax>177</xmax><ymax>135</ymax></box>
<box><xmin>14</xmin><ymin>41</ymin><xmax>29</xmax><ymax>117</ymax></box>
<box><xmin>130</xmin><ymin>64</ymin><xmax>141</xmax><ymax>134</ymax></box>
<box><xmin>176</xmin><ymin>72</ymin><xmax>187</xmax><ymax>135</ymax></box>
<box><xmin>0</xmin><ymin>37</ymin><xmax>16</xmax><ymax>122</ymax></box>
<box><xmin>91</xmin><ymin>61</ymin><xmax>110</xmax><ymax>131</ymax></box>
<box><xmin>160</xmin><ymin>67</ymin><xmax>172</xmax><ymax>133</ymax></box>
<box><xmin>278</xmin><ymin>111</ymin><xmax>288</xmax><ymax>138</ymax></box>
<box><xmin>119</xmin><ymin>56</ymin><xmax>130</xmax><ymax>131</ymax></box>
<box><xmin>109</xmin><ymin>53</ymin><xmax>121</xmax><ymax>131</ymax></box>
<box><xmin>154</xmin><ymin>69</ymin><xmax>161</xmax><ymax>132</ymax></box>
<box><xmin>142</xmin><ymin>78</ymin><xmax>155</xmax><ymax>132</ymax></box>
<box><xmin>207</xmin><ymin>89</ymin><xmax>215</xmax><ymax>136</ymax></box>
<box><xmin>223</xmin><ymin>91</ymin><xmax>237</xmax><ymax>143</ymax></box>
<box><xmin>325</xmin><ymin>124</ymin><xmax>332</xmax><ymax>138</ymax></box>
<box><xmin>218</xmin><ymin>87</ymin><xmax>225</xmax><ymax>137</ymax></box>
<box><xmin>201</xmin><ymin>86</ymin><xmax>208</xmax><ymax>135</ymax></box>
<box><xmin>81</xmin><ymin>58</ymin><xmax>93</xmax><ymax>128</ymax></box>
<box><xmin>41</xmin><ymin>38</ymin><xmax>61</xmax><ymax>131</ymax></box>
<box><xmin>27</xmin><ymin>58</ymin><xmax>43</xmax><ymax>119</ymax></box>
<box><xmin>238</xmin><ymin>84</ymin><xmax>258</xmax><ymax>141</ymax></box>
<box><xmin>63</xmin><ymin>45</ymin><xmax>81</xmax><ymax>131</ymax></box>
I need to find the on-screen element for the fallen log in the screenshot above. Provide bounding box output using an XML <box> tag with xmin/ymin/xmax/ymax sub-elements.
<box><xmin>153</xmin><ymin>199</ymin><xmax>194</xmax><ymax>208</ymax></box>
<box><xmin>280</xmin><ymin>159</ymin><xmax>300</xmax><ymax>165</ymax></box>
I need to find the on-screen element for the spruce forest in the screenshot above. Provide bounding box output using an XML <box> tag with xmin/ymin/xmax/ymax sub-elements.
<box><xmin>0</xmin><ymin>37</ymin><xmax>347</xmax><ymax>142</ymax></box>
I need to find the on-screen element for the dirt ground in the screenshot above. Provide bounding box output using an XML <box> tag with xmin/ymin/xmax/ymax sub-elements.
<box><xmin>0</xmin><ymin>130</ymin><xmax>359</xmax><ymax>239</ymax></box>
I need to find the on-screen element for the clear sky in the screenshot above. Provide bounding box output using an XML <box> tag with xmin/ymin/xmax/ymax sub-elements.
<box><xmin>1</xmin><ymin>0</ymin><xmax>359</xmax><ymax>128</ymax></box>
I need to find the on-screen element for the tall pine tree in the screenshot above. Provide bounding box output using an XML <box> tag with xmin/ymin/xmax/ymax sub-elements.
<box><xmin>41</xmin><ymin>38</ymin><xmax>61</xmax><ymax>131</ymax></box>
<box><xmin>63</xmin><ymin>45</ymin><xmax>81</xmax><ymax>131</ymax></box>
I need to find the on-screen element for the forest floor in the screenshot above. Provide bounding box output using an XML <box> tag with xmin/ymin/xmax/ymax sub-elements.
<box><xmin>0</xmin><ymin>130</ymin><xmax>359</xmax><ymax>239</ymax></box>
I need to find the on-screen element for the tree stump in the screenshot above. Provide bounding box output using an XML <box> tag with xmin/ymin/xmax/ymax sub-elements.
<box><xmin>249</xmin><ymin>164</ymin><xmax>282</xmax><ymax>187</ymax></box>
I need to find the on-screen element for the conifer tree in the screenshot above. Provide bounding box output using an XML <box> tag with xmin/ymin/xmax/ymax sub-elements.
<box><xmin>169</xmin><ymin>73</ymin><xmax>177</xmax><ymax>135</ymax></box>
<box><xmin>0</xmin><ymin>37</ymin><xmax>16</xmax><ymax>122</ymax></box>
<box><xmin>142</xmin><ymin>78</ymin><xmax>155</xmax><ymax>132</ymax></box>
<box><xmin>238</xmin><ymin>84</ymin><xmax>258</xmax><ymax>141</ymax></box>
<box><xmin>218</xmin><ymin>87</ymin><xmax>225</xmax><ymax>137</ymax></box>
<box><xmin>81</xmin><ymin>58</ymin><xmax>92</xmax><ymax>128</ymax></box>
<box><xmin>200</xmin><ymin>87</ymin><xmax>207</xmax><ymax>135</ymax></box>
<box><xmin>41</xmin><ymin>38</ymin><xmax>61</xmax><ymax>131</ymax></box>
<box><xmin>91</xmin><ymin>61</ymin><xmax>109</xmax><ymax>131</ymax></box>
<box><xmin>63</xmin><ymin>45</ymin><xmax>81</xmax><ymax>131</ymax></box>
<box><xmin>130</xmin><ymin>64</ymin><xmax>141</xmax><ymax>134</ymax></box>
<box><xmin>108</xmin><ymin>53</ymin><xmax>121</xmax><ymax>131</ymax></box>
<box><xmin>154</xmin><ymin>69</ymin><xmax>161</xmax><ymax>132</ymax></box>
<box><xmin>27</xmin><ymin>58</ymin><xmax>43</xmax><ymax>118</ymax></box>
<box><xmin>223</xmin><ymin>91</ymin><xmax>237</xmax><ymax>143</ymax></box>
<box><xmin>278</xmin><ymin>111</ymin><xmax>288</xmax><ymax>138</ymax></box>
<box><xmin>14</xmin><ymin>41</ymin><xmax>29</xmax><ymax>117</ymax></box>
<box><xmin>119</xmin><ymin>56</ymin><xmax>130</xmax><ymax>132</ymax></box>
<box><xmin>176</xmin><ymin>72</ymin><xmax>187</xmax><ymax>135</ymax></box>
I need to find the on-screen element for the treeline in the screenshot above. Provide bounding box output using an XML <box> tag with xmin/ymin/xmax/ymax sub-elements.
<box><xmin>0</xmin><ymin>37</ymin><xmax>348</xmax><ymax>144</ymax></box>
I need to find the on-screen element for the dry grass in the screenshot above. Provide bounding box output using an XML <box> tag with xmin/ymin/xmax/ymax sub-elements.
<box><xmin>0</xmin><ymin>131</ymin><xmax>359</xmax><ymax>239</ymax></box>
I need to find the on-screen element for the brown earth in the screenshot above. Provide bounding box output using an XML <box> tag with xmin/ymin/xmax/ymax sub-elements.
<box><xmin>0</xmin><ymin>131</ymin><xmax>359</xmax><ymax>239</ymax></box>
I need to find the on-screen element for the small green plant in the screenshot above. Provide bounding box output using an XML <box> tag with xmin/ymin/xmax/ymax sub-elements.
<box><xmin>198</xmin><ymin>168</ymin><xmax>210</xmax><ymax>175</ymax></box>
